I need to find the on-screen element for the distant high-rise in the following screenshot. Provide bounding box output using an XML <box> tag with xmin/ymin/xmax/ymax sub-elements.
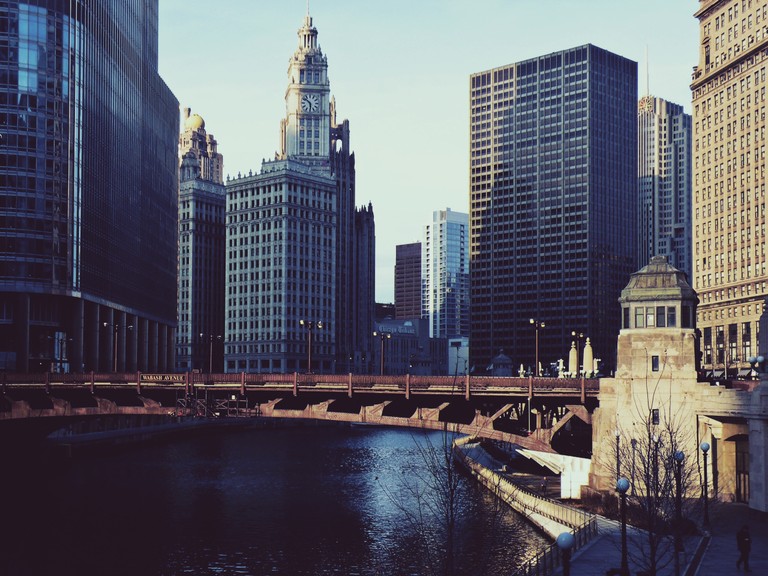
<box><xmin>469</xmin><ymin>45</ymin><xmax>637</xmax><ymax>373</ymax></box>
<box><xmin>638</xmin><ymin>96</ymin><xmax>693</xmax><ymax>280</ymax></box>
<box><xmin>176</xmin><ymin>109</ymin><xmax>226</xmax><ymax>372</ymax></box>
<box><xmin>422</xmin><ymin>208</ymin><xmax>469</xmax><ymax>338</ymax></box>
<box><xmin>0</xmin><ymin>1</ymin><xmax>178</xmax><ymax>372</ymax></box>
<box><xmin>224</xmin><ymin>12</ymin><xmax>374</xmax><ymax>373</ymax></box>
<box><xmin>395</xmin><ymin>243</ymin><xmax>422</xmax><ymax>320</ymax></box>
<box><xmin>692</xmin><ymin>0</ymin><xmax>768</xmax><ymax>373</ymax></box>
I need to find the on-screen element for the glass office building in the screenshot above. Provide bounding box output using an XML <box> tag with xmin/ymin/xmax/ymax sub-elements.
<box><xmin>0</xmin><ymin>2</ymin><xmax>179</xmax><ymax>372</ymax></box>
<box><xmin>422</xmin><ymin>208</ymin><xmax>469</xmax><ymax>339</ymax></box>
<box><xmin>469</xmin><ymin>44</ymin><xmax>637</xmax><ymax>373</ymax></box>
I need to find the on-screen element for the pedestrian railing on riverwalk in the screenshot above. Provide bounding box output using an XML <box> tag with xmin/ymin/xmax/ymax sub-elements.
<box><xmin>453</xmin><ymin>436</ymin><xmax>598</xmax><ymax>576</ymax></box>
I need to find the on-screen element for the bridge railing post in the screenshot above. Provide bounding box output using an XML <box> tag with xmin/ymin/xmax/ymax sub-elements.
<box><xmin>240</xmin><ymin>371</ymin><xmax>246</xmax><ymax>396</ymax></box>
<box><xmin>405</xmin><ymin>373</ymin><xmax>410</xmax><ymax>400</ymax></box>
<box><xmin>348</xmin><ymin>372</ymin><xmax>353</xmax><ymax>398</ymax></box>
<box><xmin>580</xmin><ymin>376</ymin><xmax>585</xmax><ymax>404</ymax></box>
<box><xmin>465</xmin><ymin>373</ymin><xmax>470</xmax><ymax>400</ymax></box>
<box><xmin>136</xmin><ymin>371</ymin><xmax>141</xmax><ymax>395</ymax></box>
<box><xmin>293</xmin><ymin>372</ymin><xmax>298</xmax><ymax>397</ymax></box>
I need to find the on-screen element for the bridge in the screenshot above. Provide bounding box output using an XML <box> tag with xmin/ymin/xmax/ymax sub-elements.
<box><xmin>0</xmin><ymin>372</ymin><xmax>600</xmax><ymax>452</ymax></box>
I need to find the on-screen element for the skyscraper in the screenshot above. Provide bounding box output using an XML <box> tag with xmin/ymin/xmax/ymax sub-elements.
<box><xmin>692</xmin><ymin>0</ymin><xmax>768</xmax><ymax>373</ymax></box>
<box><xmin>638</xmin><ymin>96</ymin><xmax>693</xmax><ymax>280</ymax></box>
<box><xmin>0</xmin><ymin>2</ymin><xmax>178</xmax><ymax>372</ymax></box>
<box><xmin>176</xmin><ymin>109</ymin><xmax>226</xmax><ymax>373</ymax></box>
<box><xmin>224</xmin><ymin>12</ymin><xmax>374</xmax><ymax>374</ymax></box>
<box><xmin>395</xmin><ymin>242</ymin><xmax>422</xmax><ymax>320</ymax></box>
<box><xmin>469</xmin><ymin>45</ymin><xmax>637</xmax><ymax>374</ymax></box>
<box><xmin>422</xmin><ymin>208</ymin><xmax>469</xmax><ymax>338</ymax></box>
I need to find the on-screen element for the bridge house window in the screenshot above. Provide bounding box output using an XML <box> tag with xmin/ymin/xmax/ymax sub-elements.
<box><xmin>632</xmin><ymin>305</ymin><xmax>679</xmax><ymax>328</ymax></box>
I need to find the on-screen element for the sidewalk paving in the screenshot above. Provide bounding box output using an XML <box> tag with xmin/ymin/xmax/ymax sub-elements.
<box><xmin>694</xmin><ymin>502</ymin><xmax>768</xmax><ymax>576</ymax></box>
<box><xmin>565</xmin><ymin>502</ymin><xmax>768</xmax><ymax>576</ymax></box>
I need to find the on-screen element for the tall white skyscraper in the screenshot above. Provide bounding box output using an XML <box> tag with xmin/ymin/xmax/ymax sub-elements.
<box><xmin>224</xmin><ymin>11</ymin><xmax>374</xmax><ymax>374</ymax></box>
<box><xmin>422</xmin><ymin>208</ymin><xmax>469</xmax><ymax>338</ymax></box>
<box><xmin>638</xmin><ymin>95</ymin><xmax>692</xmax><ymax>280</ymax></box>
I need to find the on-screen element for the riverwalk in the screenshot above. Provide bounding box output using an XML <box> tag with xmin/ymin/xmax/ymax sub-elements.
<box><xmin>461</xmin><ymin>441</ymin><xmax>768</xmax><ymax>576</ymax></box>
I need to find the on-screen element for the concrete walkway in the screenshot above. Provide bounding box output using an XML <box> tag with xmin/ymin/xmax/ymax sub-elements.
<box><xmin>694</xmin><ymin>503</ymin><xmax>768</xmax><ymax>576</ymax></box>
<box><xmin>564</xmin><ymin>502</ymin><xmax>768</xmax><ymax>576</ymax></box>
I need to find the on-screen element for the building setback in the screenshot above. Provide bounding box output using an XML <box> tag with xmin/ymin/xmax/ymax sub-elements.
<box><xmin>638</xmin><ymin>96</ymin><xmax>693</xmax><ymax>280</ymax></box>
<box><xmin>469</xmin><ymin>44</ymin><xmax>637</xmax><ymax>374</ymax></box>
<box><xmin>692</xmin><ymin>0</ymin><xmax>768</xmax><ymax>373</ymax></box>
<box><xmin>0</xmin><ymin>1</ymin><xmax>178</xmax><ymax>372</ymax></box>
<box><xmin>422</xmin><ymin>208</ymin><xmax>469</xmax><ymax>338</ymax></box>
<box><xmin>224</xmin><ymin>12</ymin><xmax>374</xmax><ymax>374</ymax></box>
<box><xmin>176</xmin><ymin>110</ymin><xmax>226</xmax><ymax>372</ymax></box>
<box><xmin>395</xmin><ymin>242</ymin><xmax>422</xmax><ymax>320</ymax></box>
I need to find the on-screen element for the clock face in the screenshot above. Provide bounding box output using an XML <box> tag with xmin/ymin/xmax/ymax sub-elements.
<box><xmin>301</xmin><ymin>93</ymin><xmax>320</xmax><ymax>112</ymax></box>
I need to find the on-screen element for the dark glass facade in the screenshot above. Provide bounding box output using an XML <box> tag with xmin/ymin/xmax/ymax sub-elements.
<box><xmin>0</xmin><ymin>1</ymin><xmax>178</xmax><ymax>372</ymax></box>
<box><xmin>469</xmin><ymin>44</ymin><xmax>637</xmax><ymax>373</ymax></box>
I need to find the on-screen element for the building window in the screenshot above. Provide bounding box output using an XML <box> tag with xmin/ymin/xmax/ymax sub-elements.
<box><xmin>656</xmin><ymin>306</ymin><xmax>666</xmax><ymax>327</ymax></box>
<box><xmin>667</xmin><ymin>306</ymin><xmax>677</xmax><ymax>327</ymax></box>
<box><xmin>652</xmin><ymin>355</ymin><xmax>660</xmax><ymax>371</ymax></box>
<box><xmin>635</xmin><ymin>307</ymin><xmax>645</xmax><ymax>328</ymax></box>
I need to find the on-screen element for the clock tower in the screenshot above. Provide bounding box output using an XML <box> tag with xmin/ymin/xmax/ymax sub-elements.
<box><xmin>280</xmin><ymin>12</ymin><xmax>331</xmax><ymax>166</ymax></box>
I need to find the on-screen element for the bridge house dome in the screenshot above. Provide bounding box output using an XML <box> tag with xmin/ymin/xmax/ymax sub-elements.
<box><xmin>618</xmin><ymin>256</ymin><xmax>698</xmax><ymax>331</ymax></box>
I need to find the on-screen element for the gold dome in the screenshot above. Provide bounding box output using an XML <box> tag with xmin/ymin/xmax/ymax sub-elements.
<box><xmin>184</xmin><ymin>113</ymin><xmax>205</xmax><ymax>131</ymax></box>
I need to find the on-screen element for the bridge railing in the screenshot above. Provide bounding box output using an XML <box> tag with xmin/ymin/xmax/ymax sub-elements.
<box><xmin>1</xmin><ymin>371</ymin><xmax>601</xmax><ymax>399</ymax></box>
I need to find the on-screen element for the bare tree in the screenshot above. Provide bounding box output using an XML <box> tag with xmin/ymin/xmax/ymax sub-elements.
<box><xmin>606</xmin><ymin>351</ymin><xmax>702</xmax><ymax>576</ymax></box>
<box><xmin>378</xmin><ymin>424</ymin><xmax>514</xmax><ymax>576</ymax></box>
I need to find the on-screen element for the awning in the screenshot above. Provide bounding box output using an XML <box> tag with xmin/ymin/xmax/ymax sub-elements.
<box><xmin>737</xmin><ymin>369</ymin><xmax>751</xmax><ymax>377</ymax></box>
<box><xmin>712</xmin><ymin>370</ymin><xmax>725</xmax><ymax>378</ymax></box>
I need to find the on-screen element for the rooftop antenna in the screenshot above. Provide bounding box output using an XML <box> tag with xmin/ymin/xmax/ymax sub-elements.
<box><xmin>645</xmin><ymin>44</ymin><xmax>650</xmax><ymax>98</ymax></box>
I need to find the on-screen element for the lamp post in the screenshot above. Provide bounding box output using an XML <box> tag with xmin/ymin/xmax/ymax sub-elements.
<box><xmin>200</xmin><ymin>333</ymin><xmax>221</xmax><ymax>373</ymax></box>
<box><xmin>300</xmin><ymin>319</ymin><xmax>323</xmax><ymax>373</ymax></box>
<box><xmin>571</xmin><ymin>330</ymin><xmax>584</xmax><ymax>376</ymax></box>
<box><xmin>615</xmin><ymin>429</ymin><xmax>621</xmax><ymax>481</ymax></box>
<box><xmin>530</xmin><ymin>318</ymin><xmax>545</xmax><ymax>376</ymax></box>
<box><xmin>630</xmin><ymin>438</ymin><xmax>637</xmax><ymax>495</ymax></box>
<box><xmin>674</xmin><ymin>450</ymin><xmax>685</xmax><ymax>576</ymax></box>
<box><xmin>701</xmin><ymin>441</ymin><xmax>710</xmax><ymax>530</ymax></box>
<box><xmin>556</xmin><ymin>532</ymin><xmax>575</xmax><ymax>576</ymax></box>
<box><xmin>617</xmin><ymin>477</ymin><xmax>630</xmax><ymax>576</ymax></box>
<box><xmin>103</xmin><ymin>322</ymin><xmax>132</xmax><ymax>372</ymax></box>
<box><xmin>373</xmin><ymin>331</ymin><xmax>391</xmax><ymax>375</ymax></box>
<box><xmin>748</xmin><ymin>355</ymin><xmax>765</xmax><ymax>379</ymax></box>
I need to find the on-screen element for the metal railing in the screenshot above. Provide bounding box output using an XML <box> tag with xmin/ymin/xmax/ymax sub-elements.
<box><xmin>454</xmin><ymin>437</ymin><xmax>598</xmax><ymax>576</ymax></box>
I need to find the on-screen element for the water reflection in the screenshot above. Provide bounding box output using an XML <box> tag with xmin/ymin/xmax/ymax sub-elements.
<box><xmin>1</xmin><ymin>423</ymin><xmax>549</xmax><ymax>575</ymax></box>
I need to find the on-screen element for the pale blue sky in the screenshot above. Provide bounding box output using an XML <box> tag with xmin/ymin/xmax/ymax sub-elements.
<box><xmin>158</xmin><ymin>1</ymin><xmax>700</xmax><ymax>303</ymax></box>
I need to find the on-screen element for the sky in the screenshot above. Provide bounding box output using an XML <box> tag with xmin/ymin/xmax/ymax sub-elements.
<box><xmin>158</xmin><ymin>0</ymin><xmax>701</xmax><ymax>303</ymax></box>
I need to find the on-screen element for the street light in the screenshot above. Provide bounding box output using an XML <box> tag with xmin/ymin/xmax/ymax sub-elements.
<box><xmin>373</xmin><ymin>331</ymin><xmax>391</xmax><ymax>375</ymax></box>
<box><xmin>299</xmin><ymin>319</ymin><xmax>323</xmax><ymax>373</ymax></box>
<box><xmin>674</xmin><ymin>450</ymin><xmax>685</xmax><ymax>576</ymax></box>
<box><xmin>571</xmin><ymin>331</ymin><xmax>584</xmax><ymax>376</ymax></box>
<box><xmin>556</xmin><ymin>532</ymin><xmax>575</xmax><ymax>576</ymax></box>
<box><xmin>200</xmin><ymin>333</ymin><xmax>221</xmax><ymax>373</ymax></box>
<box><xmin>615</xmin><ymin>429</ymin><xmax>621</xmax><ymax>481</ymax></box>
<box><xmin>103</xmin><ymin>322</ymin><xmax>132</xmax><ymax>372</ymax></box>
<box><xmin>701</xmin><ymin>441</ymin><xmax>710</xmax><ymax>530</ymax></box>
<box><xmin>617</xmin><ymin>477</ymin><xmax>630</xmax><ymax>576</ymax></box>
<box><xmin>530</xmin><ymin>318</ymin><xmax>545</xmax><ymax>376</ymax></box>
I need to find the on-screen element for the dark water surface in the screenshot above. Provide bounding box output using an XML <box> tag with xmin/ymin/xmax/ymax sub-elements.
<box><xmin>2</xmin><ymin>423</ymin><xmax>549</xmax><ymax>575</ymax></box>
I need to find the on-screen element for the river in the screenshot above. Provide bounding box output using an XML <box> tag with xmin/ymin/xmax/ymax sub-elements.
<box><xmin>2</xmin><ymin>422</ymin><xmax>550</xmax><ymax>575</ymax></box>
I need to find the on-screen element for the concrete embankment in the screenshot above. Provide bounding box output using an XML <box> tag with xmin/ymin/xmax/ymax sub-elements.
<box><xmin>454</xmin><ymin>436</ymin><xmax>593</xmax><ymax>539</ymax></box>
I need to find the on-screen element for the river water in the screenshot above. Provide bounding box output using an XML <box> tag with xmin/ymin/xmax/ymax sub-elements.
<box><xmin>2</xmin><ymin>423</ymin><xmax>550</xmax><ymax>576</ymax></box>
